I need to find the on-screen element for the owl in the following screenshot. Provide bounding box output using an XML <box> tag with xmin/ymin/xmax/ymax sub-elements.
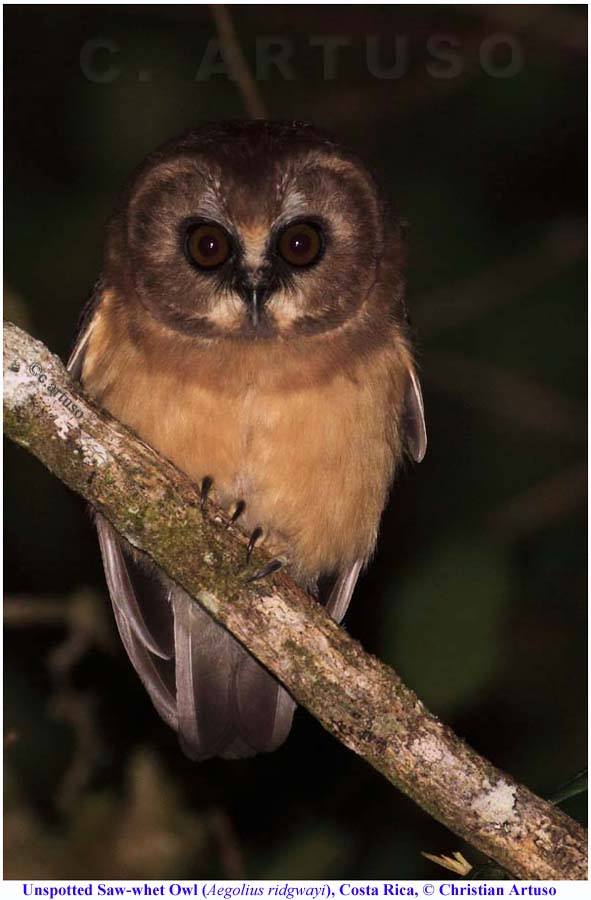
<box><xmin>68</xmin><ymin>120</ymin><xmax>426</xmax><ymax>760</ymax></box>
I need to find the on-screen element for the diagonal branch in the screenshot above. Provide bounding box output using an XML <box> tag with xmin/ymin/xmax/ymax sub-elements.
<box><xmin>209</xmin><ymin>4</ymin><xmax>268</xmax><ymax>119</ymax></box>
<box><xmin>3</xmin><ymin>322</ymin><xmax>587</xmax><ymax>880</ymax></box>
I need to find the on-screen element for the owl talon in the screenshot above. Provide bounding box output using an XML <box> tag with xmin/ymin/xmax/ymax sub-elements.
<box><xmin>200</xmin><ymin>476</ymin><xmax>213</xmax><ymax>509</ymax></box>
<box><xmin>246</xmin><ymin>526</ymin><xmax>264</xmax><ymax>562</ymax></box>
<box><xmin>246</xmin><ymin>557</ymin><xmax>285</xmax><ymax>583</ymax></box>
<box><xmin>226</xmin><ymin>499</ymin><xmax>246</xmax><ymax>529</ymax></box>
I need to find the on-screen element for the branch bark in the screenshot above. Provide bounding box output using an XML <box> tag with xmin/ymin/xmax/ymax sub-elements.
<box><xmin>3</xmin><ymin>322</ymin><xmax>587</xmax><ymax>881</ymax></box>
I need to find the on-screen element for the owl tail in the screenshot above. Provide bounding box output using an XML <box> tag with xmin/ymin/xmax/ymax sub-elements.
<box><xmin>96</xmin><ymin>514</ymin><xmax>295</xmax><ymax>760</ymax></box>
<box><xmin>171</xmin><ymin>587</ymin><xmax>296</xmax><ymax>760</ymax></box>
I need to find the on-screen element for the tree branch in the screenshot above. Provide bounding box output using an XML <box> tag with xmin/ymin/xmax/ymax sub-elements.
<box><xmin>209</xmin><ymin>4</ymin><xmax>268</xmax><ymax>119</ymax></box>
<box><xmin>3</xmin><ymin>322</ymin><xmax>587</xmax><ymax>880</ymax></box>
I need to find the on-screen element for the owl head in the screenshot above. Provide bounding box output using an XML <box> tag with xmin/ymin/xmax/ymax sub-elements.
<box><xmin>104</xmin><ymin>121</ymin><xmax>405</xmax><ymax>341</ymax></box>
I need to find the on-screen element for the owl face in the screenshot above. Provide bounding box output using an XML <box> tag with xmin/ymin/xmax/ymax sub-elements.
<box><xmin>105</xmin><ymin>122</ymin><xmax>391</xmax><ymax>341</ymax></box>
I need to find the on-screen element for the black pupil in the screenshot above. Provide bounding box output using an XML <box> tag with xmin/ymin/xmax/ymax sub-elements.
<box><xmin>198</xmin><ymin>232</ymin><xmax>220</xmax><ymax>258</ymax></box>
<box><xmin>289</xmin><ymin>231</ymin><xmax>311</xmax><ymax>256</ymax></box>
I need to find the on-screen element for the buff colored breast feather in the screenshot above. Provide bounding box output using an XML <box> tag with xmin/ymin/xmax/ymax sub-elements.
<box><xmin>82</xmin><ymin>292</ymin><xmax>408</xmax><ymax>578</ymax></box>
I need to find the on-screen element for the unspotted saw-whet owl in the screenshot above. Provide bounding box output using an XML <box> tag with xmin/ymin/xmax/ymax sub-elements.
<box><xmin>68</xmin><ymin>120</ymin><xmax>427</xmax><ymax>760</ymax></box>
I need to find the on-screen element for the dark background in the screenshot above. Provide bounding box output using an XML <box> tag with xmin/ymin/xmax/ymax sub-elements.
<box><xmin>4</xmin><ymin>3</ymin><xmax>587</xmax><ymax>880</ymax></box>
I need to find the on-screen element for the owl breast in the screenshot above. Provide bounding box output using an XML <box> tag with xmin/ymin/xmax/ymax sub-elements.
<box><xmin>82</xmin><ymin>297</ymin><xmax>405</xmax><ymax>580</ymax></box>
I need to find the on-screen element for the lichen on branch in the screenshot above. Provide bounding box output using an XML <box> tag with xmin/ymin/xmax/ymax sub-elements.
<box><xmin>3</xmin><ymin>322</ymin><xmax>587</xmax><ymax>880</ymax></box>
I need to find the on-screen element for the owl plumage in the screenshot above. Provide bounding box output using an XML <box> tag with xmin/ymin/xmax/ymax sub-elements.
<box><xmin>69</xmin><ymin>121</ymin><xmax>426</xmax><ymax>760</ymax></box>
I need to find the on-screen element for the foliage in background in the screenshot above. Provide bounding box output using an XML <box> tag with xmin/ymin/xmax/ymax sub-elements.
<box><xmin>4</xmin><ymin>4</ymin><xmax>586</xmax><ymax>879</ymax></box>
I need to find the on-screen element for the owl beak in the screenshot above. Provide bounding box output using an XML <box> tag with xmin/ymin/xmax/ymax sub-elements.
<box><xmin>248</xmin><ymin>287</ymin><xmax>261</xmax><ymax>328</ymax></box>
<box><xmin>238</xmin><ymin>274</ymin><xmax>271</xmax><ymax>328</ymax></box>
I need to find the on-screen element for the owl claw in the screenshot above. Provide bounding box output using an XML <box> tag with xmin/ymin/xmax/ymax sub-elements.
<box><xmin>200</xmin><ymin>476</ymin><xmax>214</xmax><ymax>510</ymax></box>
<box><xmin>246</xmin><ymin>557</ymin><xmax>285</xmax><ymax>583</ymax></box>
<box><xmin>226</xmin><ymin>499</ymin><xmax>246</xmax><ymax>529</ymax></box>
<box><xmin>246</xmin><ymin>526</ymin><xmax>264</xmax><ymax>562</ymax></box>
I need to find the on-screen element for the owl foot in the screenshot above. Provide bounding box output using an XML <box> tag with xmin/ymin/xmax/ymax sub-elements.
<box><xmin>226</xmin><ymin>499</ymin><xmax>246</xmax><ymax>529</ymax></box>
<box><xmin>246</xmin><ymin>557</ymin><xmax>286</xmax><ymax>583</ymax></box>
<box><xmin>200</xmin><ymin>476</ymin><xmax>214</xmax><ymax>510</ymax></box>
<box><xmin>246</xmin><ymin>526</ymin><xmax>264</xmax><ymax>563</ymax></box>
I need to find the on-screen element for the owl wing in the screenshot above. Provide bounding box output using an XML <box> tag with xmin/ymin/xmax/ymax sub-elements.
<box><xmin>324</xmin><ymin>358</ymin><xmax>426</xmax><ymax>623</ymax></box>
<box><xmin>324</xmin><ymin>360</ymin><xmax>426</xmax><ymax>623</ymax></box>
<box><xmin>68</xmin><ymin>301</ymin><xmax>295</xmax><ymax>760</ymax></box>
<box><xmin>67</xmin><ymin>283</ymin><xmax>103</xmax><ymax>381</ymax></box>
<box><xmin>403</xmin><ymin>366</ymin><xmax>427</xmax><ymax>463</ymax></box>
<box><xmin>325</xmin><ymin>560</ymin><xmax>364</xmax><ymax>623</ymax></box>
<box><xmin>96</xmin><ymin>514</ymin><xmax>295</xmax><ymax>760</ymax></box>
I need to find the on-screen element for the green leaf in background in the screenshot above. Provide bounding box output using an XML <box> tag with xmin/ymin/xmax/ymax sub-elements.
<box><xmin>549</xmin><ymin>769</ymin><xmax>588</xmax><ymax>806</ymax></box>
<box><xmin>257</xmin><ymin>824</ymin><xmax>351</xmax><ymax>880</ymax></box>
<box><xmin>4</xmin><ymin>2</ymin><xmax>585</xmax><ymax>879</ymax></box>
<box><xmin>382</xmin><ymin>538</ymin><xmax>512</xmax><ymax>714</ymax></box>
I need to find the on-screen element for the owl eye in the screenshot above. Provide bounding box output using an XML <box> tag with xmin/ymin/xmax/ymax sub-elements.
<box><xmin>185</xmin><ymin>223</ymin><xmax>231</xmax><ymax>270</ymax></box>
<box><xmin>278</xmin><ymin>222</ymin><xmax>323</xmax><ymax>268</ymax></box>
